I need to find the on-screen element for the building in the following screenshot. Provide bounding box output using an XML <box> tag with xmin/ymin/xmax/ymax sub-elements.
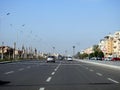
<box><xmin>83</xmin><ymin>47</ymin><xmax>94</xmax><ymax>54</ymax></box>
<box><xmin>0</xmin><ymin>46</ymin><xmax>13</xmax><ymax>59</ymax></box>
<box><xmin>99</xmin><ymin>39</ymin><xmax>106</xmax><ymax>54</ymax></box>
<box><xmin>99</xmin><ymin>31</ymin><xmax>120</xmax><ymax>58</ymax></box>
<box><xmin>104</xmin><ymin>35</ymin><xmax>114</xmax><ymax>57</ymax></box>
<box><xmin>113</xmin><ymin>31</ymin><xmax>120</xmax><ymax>57</ymax></box>
<box><xmin>99</xmin><ymin>34</ymin><xmax>114</xmax><ymax>58</ymax></box>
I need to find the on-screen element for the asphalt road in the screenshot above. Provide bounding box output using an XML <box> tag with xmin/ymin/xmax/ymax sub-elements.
<box><xmin>0</xmin><ymin>59</ymin><xmax>120</xmax><ymax>90</ymax></box>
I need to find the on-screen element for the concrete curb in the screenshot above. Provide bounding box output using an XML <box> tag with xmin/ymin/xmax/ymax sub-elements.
<box><xmin>0</xmin><ymin>61</ymin><xmax>12</xmax><ymax>64</ymax></box>
<box><xmin>75</xmin><ymin>59</ymin><xmax>120</xmax><ymax>70</ymax></box>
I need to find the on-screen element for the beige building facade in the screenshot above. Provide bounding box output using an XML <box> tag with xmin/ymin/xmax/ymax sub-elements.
<box><xmin>113</xmin><ymin>31</ymin><xmax>120</xmax><ymax>57</ymax></box>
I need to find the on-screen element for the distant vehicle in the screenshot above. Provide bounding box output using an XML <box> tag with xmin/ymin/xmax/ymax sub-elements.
<box><xmin>67</xmin><ymin>57</ymin><xmax>73</xmax><ymax>61</ymax></box>
<box><xmin>111</xmin><ymin>58</ymin><xmax>120</xmax><ymax>61</ymax></box>
<box><xmin>90</xmin><ymin>57</ymin><xmax>97</xmax><ymax>60</ymax></box>
<box><xmin>58</xmin><ymin>55</ymin><xmax>63</xmax><ymax>60</ymax></box>
<box><xmin>104</xmin><ymin>57</ymin><xmax>112</xmax><ymax>61</ymax></box>
<box><xmin>96</xmin><ymin>57</ymin><xmax>103</xmax><ymax>60</ymax></box>
<box><xmin>47</xmin><ymin>56</ymin><xmax>55</xmax><ymax>63</ymax></box>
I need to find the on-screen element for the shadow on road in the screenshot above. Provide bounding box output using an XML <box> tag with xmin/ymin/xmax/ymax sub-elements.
<box><xmin>0</xmin><ymin>80</ymin><xmax>10</xmax><ymax>86</ymax></box>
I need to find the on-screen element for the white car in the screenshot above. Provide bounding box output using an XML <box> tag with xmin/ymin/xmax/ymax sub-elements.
<box><xmin>47</xmin><ymin>56</ymin><xmax>55</xmax><ymax>63</ymax></box>
<box><xmin>67</xmin><ymin>57</ymin><xmax>73</xmax><ymax>61</ymax></box>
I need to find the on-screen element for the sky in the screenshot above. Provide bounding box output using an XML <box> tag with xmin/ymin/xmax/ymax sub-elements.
<box><xmin>0</xmin><ymin>0</ymin><xmax>120</xmax><ymax>55</ymax></box>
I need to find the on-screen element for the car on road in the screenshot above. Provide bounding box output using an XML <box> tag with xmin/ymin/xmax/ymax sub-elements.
<box><xmin>67</xmin><ymin>57</ymin><xmax>73</xmax><ymax>61</ymax></box>
<box><xmin>111</xmin><ymin>57</ymin><xmax>120</xmax><ymax>61</ymax></box>
<box><xmin>47</xmin><ymin>56</ymin><xmax>55</xmax><ymax>63</ymax></box>
<box><xmin>58</xmin><ymin>55</ymin><xmax>64</xmax><ymax>60</ymax></box>
<box><xmin>104</xmin><ymin>57</ymin><xmax>112</xmax><ymax>61</ymax></box>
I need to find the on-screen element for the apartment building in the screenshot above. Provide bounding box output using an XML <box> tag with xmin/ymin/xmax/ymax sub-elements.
<box><xmin>99</xmin><ymin>39</ymin><xmax>106</xmax><ymax>56</ymax></box>
<box><xmin>83</xmin><ymin>47</ymin><xmax>94</xmax><ymax>55</ymax></box>
<box><xmin>104</xmin><ymin>35</ymin><xmax>114</xmax><ymax>57</ymax></box>
<box><xmin>113</xmin><ymin>31</ymin><xmax>120</xmax><ymax>57</ymax></box>
<box><xmin>99</xmin><ymin>35</ymin><xmax>114</xmax><ymax>57</ymax></box>
<box><xmin>99</xmin><ymin>31</ymin><xmax>120</xmax><ymax>58</ymax></box>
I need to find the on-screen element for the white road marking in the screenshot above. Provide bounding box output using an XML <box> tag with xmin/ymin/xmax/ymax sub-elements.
<box><xmin>54</xmin><ymin>68</ymin><xmax>57</xmax><ymax>71</ymax></box>
<box><xmin>39</xmin><ymin>87</ymin><xmax>45</xmax><ymax>90</ymax></box>
<box><xmin>86</xmin><ymin>67</ymin><xmax>88</xmax><ymax>69</ymax></box>
<box><xmin>46</xmin><ymin>77</ymin><xmax>52</xmax><ymax>82</ymax></box>
<box><xmin>54</xmin><ymin>62</ymin><xmax>61</xmax><ymax>73</ymax></box>
<box><xmin>90</xmin><ymin>69</ymin><xmax>94</xmax><ymax>72</ymax></box>
<box><xmin>107</xmin><ymin>78</ymin><xmax>119</xmax><ymax>84</ymax></box>
<box><xmin>5</xmin><ymin>71</ymin><xmax>14</xmax><ymax>75</ymax></box>
<box><xmin>27</xmin><ymin>66</ymin><xmax>31</xmax><ymax>69</ymax></box>
<box><xmin>18</xmin><ymin>68</ymin><xmax>24</xmax><ymax>71</ymax></box>
<box><xmin>96</xmin><ymin>73</ymin><xmax>103</xmax><ymax>76</ymax></box>
<box><xmin>51</xmin><ymin>72</ymin><xmax>55</xmax><ymax>75</ymax></box>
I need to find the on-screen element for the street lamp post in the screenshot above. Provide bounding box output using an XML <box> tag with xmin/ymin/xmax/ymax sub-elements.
<box><xmin>73</xmin><ymin>46</ymin><xmax>75</xmax><ymax>58</ymax></box>
<box><xmin>65</xmin><ymin>50</ymin><xmax>67</xmax><ymax>56</ymax></box>
<box><xmin>13</xmin><ymin>42</ymin><xmax>16</xmax><ymax>60</ymax></box>
<box><xmin>53</xmin><ymin>47</ymin><xmax>55</xmax><ymax>55</ymax></box>
<box><xmin>0</xmin><ymin>13</ymin><xmax>10</xmax><ymax>59</ymax></box>
<box><xmin>1</xmin><ymin>42</ymin><xmax>4</xmax><ymax>60</ymax></box>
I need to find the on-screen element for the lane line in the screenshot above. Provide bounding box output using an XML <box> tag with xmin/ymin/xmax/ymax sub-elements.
<box><xmin>54</xmin><ymin>68</ymin><xmax>57</xmax><ymax>71</ymax></box>
<box><xmin>54</xmin><ymin>62</ymin><xmax>61</xmax><ymax>71</ymax></box>
<box><xmin>5</xmin><ymin>71</ymin><xmax>14</xmax><ymax>75</ymax></box>
<box><xmin>46</xmin><ymin>77</ymin><xmax>52</xmax><ymax>82</ymax></box>
<box><xmin>51</xmin><ymin>72</ymin><xmax>55</xmax><ymax>75</ymax></box>
<box><xmin>90</xmin><ymin>69</ymin><xmax>94</xmax><ymax>72</ymax></box>
<box><xmin>18</xmin><ymin>68</ymin><xmax>24</xmax><ymax>71</ymax></box>
<box><xmin>107</xmin><ymin>78</ymin><xmax>119</xmax><ymax>84</ymax></box>
<box><xmin>27</xmin><ymin>66</ymin><xmax>31</xmax><ymax>69</ymax></box>
<box><xmin>39</xmin><ymin>87</ymin><xmax>45</xmax><ymax>90</ymax></box>
<box><xmin>86</xmin><ymin>67</ymin><xmax>88</xmax><ymax>69</ymax></box>
<box><xmin>96</xmin><ymin>73</ymin><xmax>103</xmax><ymax>76</ymax></box>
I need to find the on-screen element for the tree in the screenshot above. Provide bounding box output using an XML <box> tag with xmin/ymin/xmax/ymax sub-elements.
<box><xmin>92</xmin><ymin>45</ymin><xmax>104</xmax><ymax>58</ymax></box>
<box><xmin>89</xmin><ymin>53</ymin><xmax>94</xmax><ymax>58</ymax></box>
<box><xmin>98</xmin><ymin>51</ymin><xmax>104</xmax><ymax>58</ymax></box>
<box><xmin>79</xmin><ymin>53</ymin><xmax>88</xmax><ymax>59</ymax></box>
<box><xmin>93</xmin><ymin>45</ymin><xmax>99</xmax><ymax>52</ymax></box>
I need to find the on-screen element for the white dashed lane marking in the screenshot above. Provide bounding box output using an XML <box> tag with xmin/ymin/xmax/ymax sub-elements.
<box><xmin>18</xmin><ymin>68</ymin><xmax>24</xmax><ymax>71</ymax></box>
<box><xmin>27</xmin><ymin>66</ymin><xmax>31</xmax><ymax>69</ymax></box>
<box><xmin>107</xmin><ymin>78</ymin><xmax>119</xmax><ymax>84</ymax></box>
<box><xmin>54</xmin><ymin>68</ymin><xmax>57</xmax><ymax>71</ymax></box>
<box><xmin>4</xmin><ymin>71</ymin><xmax>14</xmax><ymax>75</ymax></box>
<box><xmin>39</xmin><ymin>62</ymin><xmax>61</xmax><ymax>89</ymax></box>
<box><xmin>86</xmin><ymin>67</ymin><xmax>88</xmax><ymax>69</ymax></box>
<box><xmin>89</xmin><ymin>69</ymin><xmax>94</xmax><ymax>72</ymax></box>
<box><xmin>96</xmin><ymin>73</ymin><xmax>103</xmax><ymax>76</ymax></box>
<box><xmin>51</xmin><ymin>72</ymin><xmax>55</xmax><ymax>75</ymax></box>
<box><xmin>39</xmin><ymin>87</ymin><xmax>45</xmax><ymax>90</ymax></box>
<box><xmin>46</xmin><ymin>77</ymin><xmax>52</xmax><ymax>82</ymax></box>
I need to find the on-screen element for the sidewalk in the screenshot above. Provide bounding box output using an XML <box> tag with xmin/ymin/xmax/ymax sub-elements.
<box><xmin>75</xmin><ymin>59</ymin><xmax>120</xmax><ymax>70</ymax></box>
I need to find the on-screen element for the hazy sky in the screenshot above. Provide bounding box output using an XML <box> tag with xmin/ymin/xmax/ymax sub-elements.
<box><xmin>0</xmin><ymin>0</ymin><xmax>120</xmax><ymax>55</ymax></box>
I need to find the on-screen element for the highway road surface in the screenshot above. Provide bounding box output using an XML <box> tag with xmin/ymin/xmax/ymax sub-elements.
<box><xmin>0</xmin><ymin>60</ymin><xmax>120</xmax><ymax>90</ymax></box>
